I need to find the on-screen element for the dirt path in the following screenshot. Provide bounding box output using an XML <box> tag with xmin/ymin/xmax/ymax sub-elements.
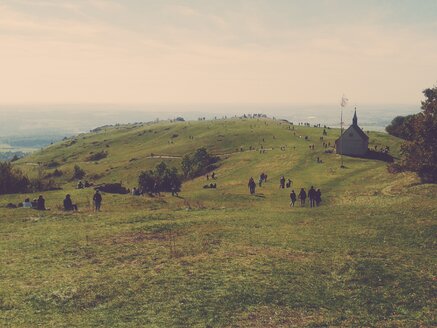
<box><xmin>146</xmin><ymin>148</ymin><xmax>274</xmax><ymax>160</ymax></box>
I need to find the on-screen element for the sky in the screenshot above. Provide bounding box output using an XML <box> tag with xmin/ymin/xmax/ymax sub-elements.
<box><xmin>0</xmin><ymin>0</ymin><xmax>436</xmax><ymax>106</ymax></box>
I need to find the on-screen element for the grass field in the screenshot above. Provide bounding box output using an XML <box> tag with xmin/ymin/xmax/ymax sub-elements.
<box><xmin>1</xmin><ymin>118</ymin><xmax>436</xmax><ymax>327</ymax></box>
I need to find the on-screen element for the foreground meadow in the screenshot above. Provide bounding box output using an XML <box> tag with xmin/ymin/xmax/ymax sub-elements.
<box><xmin>1</xmin><ymin>118</ymin><xmax>436</xmax><ymax>327</ymax></box>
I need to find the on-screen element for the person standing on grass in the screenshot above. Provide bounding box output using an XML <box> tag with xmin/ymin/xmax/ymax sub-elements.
<box><xmin>316</xmin><ymin>189</ymin><xmax>322</xmax><ymax>207</ymax></box>
<box><xmin>93</xmin><ymin>190</ymin><xmax>102</xmax><ymax>212</ymax></box>
<box><xmin>290</xmin><ymin>190</ymin><xmax>297</xmax><ymax>207</ymax></box>
<box><xmin>308</xmin><ymin>186</ymin><xmax>316</xmax><ymax>208</ymax></box>
<box><xmin>286</xmin><ymin>179</ymin><xmax>292</xmax><ymax>188</ymax></box>
<box><xmin>298</xmin><ymin>188</ymin><xmax>306</xmax><ymax>207</ymax></box>
<box><xmin>248</xmin><ymin>177</ymin><xmax>256</xmax><ymax>194</ymax></box>
<box><xmin>280</xmin><ymin>176</ymin><xmax>285</xmax><ymax>189</ymax></box>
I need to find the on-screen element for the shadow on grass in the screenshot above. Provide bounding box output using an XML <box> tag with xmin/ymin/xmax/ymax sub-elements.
<box><xmin>253</xmin><ymin>194</ymin><xmax>266</xmax><ymax>198</ymax></box>
<box><xmin>346</xmin><ymin>150</ymin><xmax>395</xmax><ymax>163</ymax></box>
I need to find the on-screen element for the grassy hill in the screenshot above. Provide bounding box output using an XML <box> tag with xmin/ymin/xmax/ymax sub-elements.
<box><xmin>1</xmin><ymin>118</ymin><xmax>436</xmax><ymax>327</ymax></box>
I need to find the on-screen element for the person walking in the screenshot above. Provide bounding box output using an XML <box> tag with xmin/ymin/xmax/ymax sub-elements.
<box><xmin>93</xmin><ymin>190</ymin><xmax>102</xmax><ymax>212</ymax></box>
<box><xmin>290</xmin><ymin>190</ymin><xmax>297</xmax><ymax>207</ymax></box>
<box><xmin>248</xmin><ymin>177</ymin><xmax>256</xmax><ymax>194</ymax></box>
<box><xmin>308</xmin><ymin>186</ymin><xmax>316</xmax><ymax>208</ymax></box>
<box><xmin>280</xmin><ymin>176</ymin><xmax>285</xmax><ymax>189</ymax></box>
<box><xmin>298</xmin><ymin>188</ymin><xmax>306</xmax><ymax>207</ymax></box>
<box><xmin>315</xmin><ymin>189</ymin><xmax>322</xmax><ymax>207</ymax></box>
<box><xmin>286</xmin><ymin>179</ymin><xmax>292</xmax><ymax>188</ymax></box>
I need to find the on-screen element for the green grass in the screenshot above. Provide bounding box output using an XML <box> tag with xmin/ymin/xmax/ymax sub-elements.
<box><xmin>1</xmin><ymin>118</ymin><xmax>436</xmax><ymax>327</ymax></box>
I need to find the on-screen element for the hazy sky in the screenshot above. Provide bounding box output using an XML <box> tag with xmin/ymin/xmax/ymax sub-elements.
<box><xmin>1</xmin><ymin>0</ymin><xmax>436</xmax><ymax>106</ymax></box>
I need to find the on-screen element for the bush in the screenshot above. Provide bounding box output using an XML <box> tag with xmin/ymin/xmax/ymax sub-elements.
<box><xmin>46</xmin><ymin>160</ymin><xmax>60</xmax><ymax>168</ymax></box>
<box><xmin>387</xmin><ymin>163</ymin><xmax>404</xmax><ymax>174</ymax></box>
<box><xmin>44</xmin><ymin>169</ymin><xmax>63</xmax><ymax>179</ymax></box>
<box><xmin>86</xmin><ymin>150</ymin><xmax>108</xmax><ymax>161</ymax></box>
<box><xmin>0</xmin><ymin>162</ymin><xmax>30</xmax><ymax>194</ymax></box>
<box><xmin>138</xmin><ymin>162</ymin><xmax>181</xmax><ymax>194</ymax></box>
<box><xmin>96</xmin><ymin>183</ymin><xmax>128</xmax><ymax>194</ymax></box>
<box><xmin>181</xmin><ymin>148</ymin><xmax>219</xmax><ymax>179</ymax></box>
<box><xmin>28</xmin><ymin>178</ymin><xmax>59</xmax><ymax>192</ymax></box>
<box><xmin>72</xmin><ymin>165</ymin><xmax>86</xmax><ymax>180</ymax></box>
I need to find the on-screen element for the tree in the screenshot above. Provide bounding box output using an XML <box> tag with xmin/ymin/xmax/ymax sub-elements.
<box><xmin>138</xmin><ymin>162</ymin><xmax>181</xmax><ymax>194</ymax></box>
<box><xmin>0</xmin><ymin>162</ymin><xmax>30</xmax><ymax>194</ymax></box>
<box><xmin>181</xmin><ymin>148</ymin><xmax>219</xmax><ymax>178</ymax></box>
<box><xmin>385</xmin><ymin>115</ymin><xmax>415</xmax><ymax>140</ymax></box>
<box><xmin>138</xmin><ymin>170</ymin><xmax>155</xmax><ymax>194</ymax></box>
<box><xmin>400</xmin><ymin>85</ymin><xmax>437</xmax><ymax>182</ymax></box>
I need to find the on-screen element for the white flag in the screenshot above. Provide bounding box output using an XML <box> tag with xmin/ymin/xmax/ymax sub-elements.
<box><xmin>341</xmin><ymin>95</ymin><xmax>349</xmax><ymax>107</ymax></box>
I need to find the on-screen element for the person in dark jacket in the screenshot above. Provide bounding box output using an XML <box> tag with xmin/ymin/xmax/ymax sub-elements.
<box><xmin>63</xmin><ymin>194</ymin><xmax>78</xmax><ymax>211</ymax></box>
<box><xmin>315</xmin><ymin>189</ymin><xmax>322</xmax><ymax>207</ymax></box>
<box><xmin>298</xmin><ymin>188</ymin><xmax>306</xmax><ymax>207</ymax></box>
<box><xmin>308</xmin><ymin>186</ymin><xmax>316</xmax><ymax>208</ymax></box>
<box><xmin>248</xmin><ymin>177</ymin><xmax>256</xmax><ymax>194</ymax></box>
<box><xmin>37</xmin><ymin>195</ymin><xmax>46</xmax><ymax>211</ymax></box>
<box><xmin>280</xmin><ymin>176</ymin><xmax>286</xmax><ymax>189</ymax></box>
<box><xmin>290</xmin><ymin>190</ymin><xmax>297</xmax><ymax>207</ymax></box>
<box><xmin>93</xmin><ymin>190</ymin><xmax>102</xmax><ymax>212</ymax></box>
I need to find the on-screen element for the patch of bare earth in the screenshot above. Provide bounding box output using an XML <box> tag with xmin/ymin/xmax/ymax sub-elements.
<box><xmin>230</xmin><ymin>306</ymin><xmax>329</xmax><ymax>327</ymax></box>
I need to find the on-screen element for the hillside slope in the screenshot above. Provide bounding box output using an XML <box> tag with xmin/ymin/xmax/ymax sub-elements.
<box><xmin>2</xmin><ymin>118</ymin><xmax>435</xmax><ymax>327</ymax></box>
<box><xmin>17</xmin><ymin>117</ymin><xmax>401</xmax><ymax>193</ymax></box>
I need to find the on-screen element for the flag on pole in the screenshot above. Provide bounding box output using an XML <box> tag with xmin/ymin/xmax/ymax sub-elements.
<box><xmin>341</xmin><ymin>95</ymin><xmax>349</xmax><ymax>108</ymax></box>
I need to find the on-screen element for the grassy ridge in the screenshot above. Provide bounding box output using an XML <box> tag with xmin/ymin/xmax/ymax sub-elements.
<box><xmin>1</xmin><ymin>118</ymin><xmax>436</xmax><ymax>327</ymax></box>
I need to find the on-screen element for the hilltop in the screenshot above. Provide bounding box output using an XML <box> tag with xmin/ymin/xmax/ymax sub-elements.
<box><xmin>16</xmin><ymin>117</ymin><xmax>401</xmax><ymax>192</ymax></box>
<box><xmin>1</xmin><ymin>117</ymin><xmax>436</xmax><ymax>327</ymax></box>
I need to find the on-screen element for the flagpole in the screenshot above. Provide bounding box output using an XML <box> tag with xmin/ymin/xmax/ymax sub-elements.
<box><xmin>340</xmin><ymin>95</ymin><xmax>347</xmax><ymax>168</ymax></box>
<box><xmin>340</xmin><ymin>105</ymin><xmax>344</xmax><ymax>168</ymax></box>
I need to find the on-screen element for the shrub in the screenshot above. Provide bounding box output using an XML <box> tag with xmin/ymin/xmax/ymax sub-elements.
<box><xmin>72</xmin><ymin>165</ymin><xmax>86</xmax><ymax>180</ymax></box>
<box><xmin>46</xmin><ymin>160</ymin><xmax>60</xmax><ymax>168</ymax></box>
<box><xmin>96</xmin><ymin>183</ymin><xmax>128</xmax><ymax>194</ymax></box>
<box><xmin>44</xmin><ymin>169</ymin><xmax>63</xmax><ymax>179</ymax></box>
<box><xmin>28</xmin><ymin>178</ymin><xmax>59</xmax><ymax>192</ymax></box>
<box><xmin>86</xmin><ymin>150</ymin><xmax>108</xmax><ymax>161</ymax></box>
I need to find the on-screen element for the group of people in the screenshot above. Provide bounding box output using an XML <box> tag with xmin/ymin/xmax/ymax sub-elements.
<box><xmin>259</xmin><ymin>173</ymin><xmax>268</xmax><ymax>186</ymax></box>
<box><xmin>203</xmin><ymin>183</ymin><xmax>217</xmax><ymax>189</ymax></box>
<box><xmin>247</xmin><ymin>174</ymin><xmax>323</xmax><ymax>208</ymax></box>
<box><xmin>289</xmin><ymin>186</ymin><xmax>322</xmax><ymax>207</ymax></box>
<box><xmin>21</xmin><ymin>195</ymin><xmax>46</xmax><ymax>211</ymax></box>
<box><xmin>206</xmin><ymin>172</ymin><xmax>216</xmax><ymax>180</ymax></box>
<box><xmin>64</xmin><ymin>190</ymin><xmax>102</xmax><ymax>212</ymax></box>
<box><xmin>20</xmin><ymin>190</ymin><xmax>103</xmax><ymax>212</ymax></box>
<box><xmin>77</xmin><ymin>180</ymin><xmax>92</xmax><ymax>189</ymax></box>
<box><xmin>279</xmin><ymin>176</ymin><xmax>292</xmax><ymax>189</ymax></box>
